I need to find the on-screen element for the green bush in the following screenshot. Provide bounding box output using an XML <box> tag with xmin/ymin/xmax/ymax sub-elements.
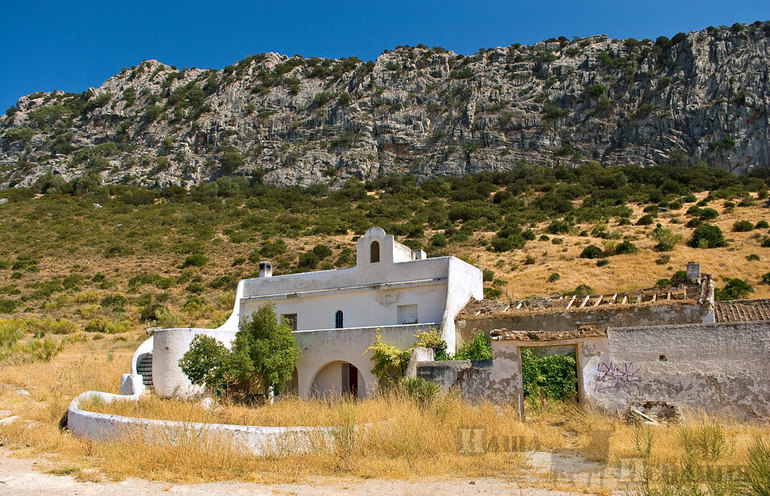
<box><xmin>521</xmin><ymin>348</ymin><xmax>577</xmax><ymax>401</ymax></box>
<box><xmin>762</xmin><ymin>273</ymin><xmax>770</xmax><ymax>285</ymax></box>
<box><xmin>613</xmin><ymin>240</ymin><xmax>638</xmax><ymax>255</ymax></box>
<box><xmin>547</xmin><ymin>272</ymin><xmax>560</xmax><ymax>283</ymax></box>
<box><xmin>182</xmin><ymin>254</ymin><xmax>208</xmax><ymax>268</ymax></box>
<box><xmin>715</xmin><ymin>278</ymin><xmax>754</xmax><ymax>301</ymax></box>
<box><xmin>732</xmin><ymin>220</ymin><xmax>754</xmax><ymax>232</ymax></box>
<box><xmin>454</xmin><ymin>333</ymin><xmax>492</xmax><ymax>361</ymax></box>
<box><xmin>690</xmin><ymin>224</ymin><xmax>727</xmax><ymax>248</ymax></box>
<box><xmin>636</xmin><ymin>214</ymin><xmax>655</xmax><ymax>226</ymax></box>
<box><xmin>179</xmin><ymin>305</ymin><xmax>301</xmax><ymax>397</ymax></box>
<box><xmin>699</xmin><ymin>208</ymin><xmax>719</xmax><ymax>221</ymax></box>
<box><xmin>402</xmin><ymin>377</ymin><xmax>440</xmax><ymax>405</ymax></box>
<box><xmin>755</xmin><ymin>220</ymin><xmax>769</xmax><ymax>229</ymax></box>
<box><xmin>580</xmin><ymin>245</ymin><xmax>603</xmax><ymax>259</ymax></box>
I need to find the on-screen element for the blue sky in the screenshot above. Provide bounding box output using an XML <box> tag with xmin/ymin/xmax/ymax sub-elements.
<box><xmin>1</xmin><ymin>1</ymin><xmax>768</xmax><ymax>112</ymax></box>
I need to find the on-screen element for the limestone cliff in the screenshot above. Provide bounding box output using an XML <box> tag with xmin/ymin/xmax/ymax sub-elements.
<box><xmin>1</xmin><ymin>22</ymin><xmax>768</xmax><ymax>188</ymax></box>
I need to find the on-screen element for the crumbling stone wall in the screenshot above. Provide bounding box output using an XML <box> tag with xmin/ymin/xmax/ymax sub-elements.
<box><xmin>587</xmin><ymin>322</ymin><xmax>770</xmax><ymax>419</ymax></box>
<box><xmin>421</xmin><ymin>321</ymin><xmax>770</xmax><ymax>420</ymax></box>
<box><xmin>457</xmin><ymin>303</ymin><xmax>713</xmax><ymax>344</ymax></box>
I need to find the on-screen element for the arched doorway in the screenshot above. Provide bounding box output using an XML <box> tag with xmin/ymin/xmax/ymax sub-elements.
<box><xmin>311</xmin><ymin>361</ymin><xmax>362</xmax><ymax>399</ymax></box>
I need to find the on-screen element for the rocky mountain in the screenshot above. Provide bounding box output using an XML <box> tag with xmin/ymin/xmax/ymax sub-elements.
<box><xmin>1</xmin><ymin>22</ymin><xmax>769</xmax><ymax>189</ymax></box>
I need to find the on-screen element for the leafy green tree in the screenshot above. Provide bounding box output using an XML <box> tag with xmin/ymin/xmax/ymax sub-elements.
<box><xmin>179</xmin><ymin>305</ymin><xmax>301</xmax><ymax>401</ymax></box>
<box><xmin>232</xmin><ymin>305</ymin><xmax>301</xmax><ymax>400</ymax></box>
<box><xmin>178</xmin><ymin>335</ymin><xmax>237</xmax><ymax>392</ymax></box>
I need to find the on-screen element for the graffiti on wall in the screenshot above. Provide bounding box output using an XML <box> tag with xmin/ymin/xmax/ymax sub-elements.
<box><xmin>594</xmin><ymin>361</ymin><xmax>641</xmax><ymax>391</ymax></box>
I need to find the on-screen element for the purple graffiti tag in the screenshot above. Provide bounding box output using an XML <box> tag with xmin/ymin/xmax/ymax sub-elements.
<box><xmin>594</xmin><ymin>361</ymin><xmax>641</xmax><ymax>392</ymax></box>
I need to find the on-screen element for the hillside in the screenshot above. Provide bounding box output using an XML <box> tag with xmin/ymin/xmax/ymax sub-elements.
<box><xmin>1</xmin><ymin>22</ymin><xmax>769</xmax><ymax>188</ymax></box>
<box><xmin>0</xmin><ymin>164</ymin><xmax>768</xmax><ymax>342</ymax></box>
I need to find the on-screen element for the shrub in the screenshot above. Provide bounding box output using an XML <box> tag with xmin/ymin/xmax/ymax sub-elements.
<box><xmin>580</xmin><ymin>245</ymin><xmax>603</xmax><ymax>259</ymax></box>
<box><xmin>762</xmin><ymin>273</ymin><xmax>770</xmax><ymax>285</ymax></box>
<box><xmin>454</xmin><ymin>333</ymin><xmax>492</xmax><ymax>361</ymax></box>
<box><xmin>596</xmin><ymin>259</ymin><xmax>609</xmax><ymax>267</ymax></box>
<box><xmin>182</xmin><ymin>254</ymin><xmax>208</xmax><ymax>268</ymax></box>
<box><xmin>564</xmin><ymin>284</ymin><xmax>592</xmax><ymax>297</ymax></box>
<box><xmin>636</xmin><ymin>214</ymin><xmax>655</xmax><ymax>226</ymax></box>
<box><xmin>547</xmin><ymin>272</ymin><xmax>560</xmax><ymax>283</ymax></box>
<box><xmin>655</xmin><ymin>255</ymin><xmax>671</xmax><ymax>265</ymax></box>
<box><xmin>715</xmin><ymin>278</ymin><xmax>753</xmax><ymax>301</ymax></box>
<box><xmin>755</xmin><ymin>220</ymin><xmax>769</xmax><ymax>229</ymax></box>
<box><xmin>613</xmin><ymin>240</ymin><xmax>638</xmax><ymax>255</ymax></box>
<box><xmin>699</xmin><ymin>208</ymin><xmax>719</xmax><ymax>221</ymax></box>
<box><xmin>482</xmin><ymin>268</ymin><xmax>495</xmax><ymax>282</ymax></box>
<box><xmin>732</xmin><ymin>220</ymin><xmax>754</xmax><ymax>232</ymax></box>
<box><xmin>402</xmin><ymin>377</ymin><xmax>440</xmax><ymax>405</ymax></box>
<box><xmin>656</xmin><ymin>278</ymin><xmax>673</xmax><ymax>287</ymax></box>
<box><xmin>521</xmin><ymin>348</ymin><xmax>577</xmax><ymax>401</ymax></box>
<box><xmin>298</xmin><ymin>251</ymin><xmax>319</xmax><ymax>270</ymax></box>
<box><xmin>747</xmin><ymin>254</ymin><xmax>760</xmax><ymax>261</ymax></box>
<box><xmin>690</xmin><ymin>224</ymin><xmax>727</xmax><ymax>248</ymax></box>
<box><xmin>311</xmin><ymin>244</ymin><xmax>332</xmax><ymax>260</ymax></box>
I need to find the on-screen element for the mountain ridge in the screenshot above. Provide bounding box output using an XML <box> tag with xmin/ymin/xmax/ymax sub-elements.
<box><xmin>1</xmin><ymin>21</ymin><xmax>769</xmax><ymax>189</ymax></box>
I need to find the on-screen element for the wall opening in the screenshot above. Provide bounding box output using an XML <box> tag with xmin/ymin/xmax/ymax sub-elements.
<box><xmin>281</xmin><ymin>313</ymin><xmax>298</xmax><ymax>331</ymax></box>
<box><xmin>370</xmin><ymin>241</ymin><xmax>380</xmax><ymax>263</ymax></box>
<box><xmin>520</xmin><ymin>344</ymin><xmax>579</xmax><ymax>415</ymax></box>
<box><xmin>397</xmin><ymin>304</ymin><xmax>418</xmax><ymax>324</ymax></box>
<box><xmin>335</xmin><ymin>310</ymin><xmax>344</xmax><ymax>329</ymax></box>
<box><xmin>311</xmin><ymin>361</ymin><xmax>362</xmax><ymax>399</ymax></box>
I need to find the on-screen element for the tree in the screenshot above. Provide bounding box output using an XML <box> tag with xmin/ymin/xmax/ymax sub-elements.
<box><xmin>178</xmin><ymin>305</ymin><xmax>301</xmax><ymax>402</ymax></box>
<box><xmin>178</xmin><ymin>335</ymin><xmax>237</xmax><ymax>392</ymax></box>
<box><xmin>231</xmin><ymin>305</ymin><xmax>301</xmax><ymax>401</ymax></box>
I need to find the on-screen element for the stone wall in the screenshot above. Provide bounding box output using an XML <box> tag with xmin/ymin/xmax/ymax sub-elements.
<box><xmin>457</xmin><ymin>303</ymin><xmax>713</xmax><ymax>344</ymax></box>
<box><xmin>586</xmin><ymin>322</ymin><xmax>770</xmax><ymax>419</ymax></box>
<box><xmin>424</xmin><ymin>321</ymin><xmax>770</xmax><ymax>420</ymax></box>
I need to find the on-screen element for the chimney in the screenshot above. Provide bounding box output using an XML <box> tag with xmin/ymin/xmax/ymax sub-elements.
<box><xmin>259</xmin><ymin>261</ymin><xmax>273</xmax><ymax>278</ymax></box>
<box><xmin>686</xmin><ymin>262</ymin><xmax>700</xmax><ymax>284</ymax></box>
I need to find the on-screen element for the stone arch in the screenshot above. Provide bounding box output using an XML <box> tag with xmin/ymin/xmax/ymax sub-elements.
<box><xmin>309</xmin><ymin>360</ymin><xmax>366</xmax><ymax>399</ymax></box>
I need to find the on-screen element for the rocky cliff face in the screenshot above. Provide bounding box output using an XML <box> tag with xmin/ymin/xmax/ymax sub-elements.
<box><xmin>1</xmin><ymin>22</ymin><xmax>769</xmax><ymax>188</ymax></box>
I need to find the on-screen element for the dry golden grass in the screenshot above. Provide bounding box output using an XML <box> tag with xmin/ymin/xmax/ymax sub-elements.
<box><xmin>1</xmin><ymin>335</ymin><xmax>768</xmax><ymax>486</ymax></box>
<box><xmin>472</xmin><ymin>192</ymin><xmax>770</xmax><ymax>299</ymax></box>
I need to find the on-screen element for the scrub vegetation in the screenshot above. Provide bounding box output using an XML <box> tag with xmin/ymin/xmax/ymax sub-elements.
<box><xmin>1</xmin><ymin>162</ymin><xmax>770</xmax><ymax>488</ymax></box>
<box><xmin>0</xmin><ymin>162</ymin><xmax>768</xmax><ymax>351</ymax></box>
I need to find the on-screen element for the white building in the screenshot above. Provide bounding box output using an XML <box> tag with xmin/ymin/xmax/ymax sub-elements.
<box><xmin>127</xmin><ymin>227</ymin><xmax>483</xmax><ymax>399</ymax></box>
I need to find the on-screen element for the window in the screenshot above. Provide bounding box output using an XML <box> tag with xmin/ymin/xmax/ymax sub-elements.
<box><xmin>370</xmin><ymin>241</ymin><xmax>380</xmax><ymax>263</ymax></box>
<box><xmin>335</xmin><ymin>310</ymin><xmax>343</xmax><ymax>329</ymax></box>
<box><xmin>397</xmin><ymin>304</ymin><xmax>418</xmax><ymax>325</ymax></box>
<box><xmin>281</xmin><ymin>313</ymin><xmax>297</xmax><ymax>331</ymax></box>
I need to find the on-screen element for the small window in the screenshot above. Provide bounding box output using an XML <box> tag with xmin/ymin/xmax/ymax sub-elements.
<box><xmin>397</xmin><ymin>304</ymin><xmax>418</xmax><ymax>325</ymax></box>
<box><xmin>335</xmin><ymin>310</ymin><xmax>344</xmax><ymax>329</ymax></box>
<box><xmin>370</xmin><ymin>241</ymin><xmax>380</xmax><ymax>263</ymax></box>
<box><xmin>281</xmin><ymin>313</ymin><xmax>298</xmax><ymax>331</ymax></box>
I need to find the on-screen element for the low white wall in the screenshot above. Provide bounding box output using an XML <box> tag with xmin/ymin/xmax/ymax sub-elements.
<box><xmin>67</xmin><ymin>391</ymin><xmax>330</xmax><ymax>456</ymax></box>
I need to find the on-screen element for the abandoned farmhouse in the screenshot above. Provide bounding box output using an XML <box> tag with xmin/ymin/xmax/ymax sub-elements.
<box><xmin>115</xmin><ymin>227</ymin><xmax>770</xmax><ymax>420</ymax></box>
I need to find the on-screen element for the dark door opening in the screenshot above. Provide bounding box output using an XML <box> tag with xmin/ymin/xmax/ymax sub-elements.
<box><xmin>347</xmin><ymin>364</ymin><xmax>359</xmax><ymax>398</ymax></box>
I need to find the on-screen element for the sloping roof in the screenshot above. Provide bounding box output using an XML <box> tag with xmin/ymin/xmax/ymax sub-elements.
<box><xmin>714</xmin><ymin>299</ymin><xmax>770</xmax><ymax>323</ymax></box>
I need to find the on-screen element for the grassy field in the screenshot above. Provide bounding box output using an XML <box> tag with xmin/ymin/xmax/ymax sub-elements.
<box><xmin>1</xmin><ymin>336</ymin><xmax>769</xmax><ymax>490</ymax></box>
